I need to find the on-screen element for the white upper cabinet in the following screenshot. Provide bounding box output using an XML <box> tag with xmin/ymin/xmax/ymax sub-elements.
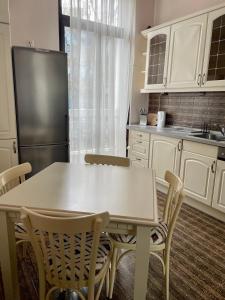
<box><xmin>144</xmin><ymin>26</ymin><xmax>170</xmax><ymax>90</ymax></box>
<box><xmin>0</xmin><ymin>24</ymin><xmax>17</xmax><ymax>139</ymax></box>
<box><xmin>0</xmin><ymin>0</ymin><xmax>9</xmax><ymax>23</ymax></box>
<box><xmin>167</xmin><ymin>15</ymin><xmax>207</xmax><ymax>89</ymax></box>
<box><xmin>202</xmin><ymin>7</ymin><xmax>225</xmax><ymax>88</ymax></box>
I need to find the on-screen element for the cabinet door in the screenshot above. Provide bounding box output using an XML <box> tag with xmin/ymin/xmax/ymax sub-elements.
<box><xmin>0</xmin><ymin>139</ymin><xmax>18</xmax><ymax>173</ymax></box>
<box><xmin>0</xmin><ymin>24</ymin><xmax>17</xmax><ymax>139</ymax></box>
<box><xmin>0</xmin><ymin>0</ymin><xmax>9</xmax><ymax>23</ymax></box>
<box><xmin>149</xmin><ymin>135</ymin><xmax>182</xmax><ymax>185</ymax></box>
<box><xmin>144</xmin><ymin>26</ymin><xmax>170</xmax><ymax>90</ymax></box>
<box><xmin>212</xmin><ymin>160</ymin><xmax>225</xmax><ymax>213</ymax></box>
<box><xmin>180</xmin><ymin>151</ymin><xmax>216</xmax><ymax>206</ymax></box>
<box><xmin>167</xmin><ymin>14</ymin><xmax>207</xmax><ymax>89</ymax></box>
<box><xmin>202</xmin><ymin>7</ymin><xmax>225</xmax><ymax>88</ymax></box>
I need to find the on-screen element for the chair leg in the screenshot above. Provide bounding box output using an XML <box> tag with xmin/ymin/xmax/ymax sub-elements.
<box><xmin>164</xmin><ymin>251</ymin><xmax>170</xmax><ymax>300</ymax></box>
<box><xmin>109</xmin><ymin>247</ymin><xmax>118</xmax><ymax>299</ymax></box>
<box><xmin>95</xmin><ymin>270</ymin><xmax>108</xmax><ymax>300</ymax></box>
<box><xmin>106</xmin><ymin>269</ymin><xmax>110</xmax><ymax>298</ymax></box>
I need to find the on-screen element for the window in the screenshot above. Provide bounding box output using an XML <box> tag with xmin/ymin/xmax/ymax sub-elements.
<box><xmin>59</xmin><ymin>0</ymin><xmax>134</xmax><ymax>159</ymax></box>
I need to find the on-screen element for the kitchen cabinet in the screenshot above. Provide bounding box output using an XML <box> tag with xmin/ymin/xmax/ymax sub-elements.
<box><xmin>212</xmin><ymin>160</ymin><xmax>225</xmax><ymax>213</ymax></box>
<box><xmin>128</xmin><ymin>130</ymin><xmax>150</xmax><ymax>168</ymax></box>
<box><xmin>149</xmin><ymin>135</ymin><xmax>182</xmax><ymax>185</ymax></box>
<box><xmin>0</xmin><ymin>24</ymin><xmax>17</xmax><ymax>139</ymax></box>
<box><xmin>144</xmin><ymin>26</ymin><xmax>170</xmax><ymax>90</ymax></box>
<box><xmin>0</xmin><ymin>139</ymin><xmax>18</xmax><ymax>173</ymax></box>
<box><xmin>0</xmin><ymin>0</ymin><xmax>9</xmax><ymax>23</ymax></box>
<box><xmin>202</xmin><ymin>7</ymin><xmax>225</xmax><ymax>88</ymax></box>
<box><xmin>167</xmin><ymin>15</ymin><xmax>207</xmax><ymax>89</ymax></box>
<box><xmin>180</xmin><ymin>141</ymin><xmax>217</xmax><ymax>206</ymax></box>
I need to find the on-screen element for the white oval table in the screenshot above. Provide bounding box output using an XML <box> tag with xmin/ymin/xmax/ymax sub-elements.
<box><xmin>0</xmin><ymin>162</ymin><xmax>158</xmax><ymax>300</ymax></box>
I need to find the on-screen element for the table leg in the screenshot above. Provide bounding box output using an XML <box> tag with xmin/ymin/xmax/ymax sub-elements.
<box><xmin>134</xmin><ymin>225</ymin><xmax>151</xmax><ymax>300</ymax></box>
<box><xmin>0</xmin><ymin>211</ymin><xmax>20</xmax><ymax>300</ymax></box>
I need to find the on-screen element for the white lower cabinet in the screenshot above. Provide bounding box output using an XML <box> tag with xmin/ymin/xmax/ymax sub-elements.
<box><xmin>212</xmin><ymin>160</ymin><xmax>225</xmax><ymax>213</ymax></box>
<box><xmin>179</xmin><ymin>141</ymin><xmax>217</xmax><ymax>206</ymax></box>
<box><xmin>128</xmin><ymin>130</ymin><xmax>150</xmax><ymax>168</ymax></box>
<box><xmin>149</xmin><ymin>134</ymin><xmax>182</xmax><ymax>185</ymax></box>
<box><xmin>0</xmin><ymin>139</ymin><xmax>18</xmax><ymax>173</ymax></box>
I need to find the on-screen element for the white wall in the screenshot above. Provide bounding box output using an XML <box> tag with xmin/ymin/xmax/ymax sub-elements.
<box><xmin>130</xmin><ymin>0</ymin><xmax>155</xmax><ymax>124</ymax></box>
<box><xmin>9</xmin><ymin>0</ymin><xmax>59</xmax><ymax>50</ymax></box>
<box><xmin>154</xmin><ymin>0</ymin><xmax>225</xmax><ymax>25</ymax></box>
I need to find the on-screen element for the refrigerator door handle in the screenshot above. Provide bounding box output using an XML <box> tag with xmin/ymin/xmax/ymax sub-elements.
<box><xmin>65</xmin><ymin>114</ymin><xmax>69</xmax><ymax>142</ymax></box>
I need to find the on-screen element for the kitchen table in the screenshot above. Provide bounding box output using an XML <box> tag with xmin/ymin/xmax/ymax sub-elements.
<box><xmin>0</xmin><ymin>162</ymin><xmax>158</xmax><ymax>300</ymax></box>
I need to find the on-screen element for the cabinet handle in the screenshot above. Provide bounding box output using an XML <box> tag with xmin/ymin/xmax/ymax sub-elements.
<box><xmin>211</xmin><ymin>160</ymin><xmax>216</xmax><ymax>173</ymax></box>
<box><xmin>136</xmin><ymin>158</ymin><xmax>142</xmax><ymax>161</ymax></box>
<box><xmin>137</xmin><ymin>141</ymin><xmax>143</xmax><ymax>144</ymax></box>
<box><xmin>197</xmin><ymin>74</ymin><xmax>201</xmax><ymax>86</ymax></box>
<box><xmin>138</xmin><ymin>134</ymin><xmax>143</xmax><ymax>137</ymax></box>
<box><xmin>202</xmin><ymin>73</ymin><xmax>206</xmax><ymax>85</ymax></box>
<box><xmin>13</xmin><ymin>141</ymin><xmax>17</xmax><ymax>154</ymax></box>
<box><xmin>177</xmin><ymin>140</ymin><xmax>182</xmax><ymax>152</ymax></box>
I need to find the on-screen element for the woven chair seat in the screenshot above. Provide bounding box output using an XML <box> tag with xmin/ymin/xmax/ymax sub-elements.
<box><xmin>46</xmin><ymin>233</ymin><xmax>112</xmax><ymax>281</ymax></box>
<box><xmin>110</xmin><ymin>221</ymin><xmax>168</xmax><ymax>245</ymax></box>
<box><xmin>15</xmin><ymin>223</ymin><xmax>27</xmax><ymax>234</ymax></box>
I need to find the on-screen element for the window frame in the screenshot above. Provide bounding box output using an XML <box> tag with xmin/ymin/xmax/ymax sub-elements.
<box><xmin>58</xmin><ymin>0</ymin><xmax>70</xmax><ymax>51</ymax></box>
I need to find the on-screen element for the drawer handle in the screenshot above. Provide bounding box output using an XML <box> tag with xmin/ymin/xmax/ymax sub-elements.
<box><xmin>211</xmin><ymin>161</ymin><xmax>216</xmax><ymax>174</ymax></box>
<box><xmin>136</xmin><ymin>158</ymin><xmax>142</xmax><ymax>161</ymax></box>
<box><xmin>137</xmin><ymin>141</ymin><xmax>143</xmax><ymax>144</ymax></box>
<box><xmin>138</xmin><ymin>134</ymin><xmax>143</xmax><ymax>137</ymax></box>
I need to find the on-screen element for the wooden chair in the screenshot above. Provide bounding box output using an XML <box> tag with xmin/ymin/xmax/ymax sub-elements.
<box><xmin>21</xmin><ymin>208</ymin><xmax>112</xmax><ymax>300</ymax></box>
<box><xmin>108</xmin><ymin>171</ymin><xmax>184</xmax><ymax>300</ymax></box>
<box><xmin>84</xmin><ymin>154</ymin><xmax>130</xmax><ymax>167</ymax></box>
<box><xmin>0</xmin><ymin>163</ymin><xmax>32</xmax><ymax>241</ymax></box>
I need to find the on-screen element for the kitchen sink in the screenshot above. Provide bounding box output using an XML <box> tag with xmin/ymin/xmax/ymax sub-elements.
<box><xmin>190</xmin><ymin>133</ymin><xmax>225</xmax><ymax>141</ymax></box>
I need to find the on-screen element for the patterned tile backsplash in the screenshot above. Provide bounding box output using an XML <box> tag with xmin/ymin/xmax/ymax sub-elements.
<box><xmin>148</xmin><ymin>92</ymin><xmax>225</xmax><ymax>129</ymax></box>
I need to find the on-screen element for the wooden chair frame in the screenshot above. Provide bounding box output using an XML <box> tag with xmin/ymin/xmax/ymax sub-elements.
<box><xmin>21</xmin><ymin>208</ymin><xmax>112</xmax><ymax>300</ymax></box>
<box><xmin>84</xmin><ymin>154</ymin><xmax>130</xmax><ymax>167</ymax></box>
<box><xmin>109</xmin><ymin>171</ymin><xmax>184</xmax><ymax>300</ymax></box>
<box><xmin>0</xmin><ymin>163</ymin><xmax>32</xmax><ymax>242</ymax></box>
<box><xmin>0</xmin><ymin>162</ymin><xmax>32</xmax><ymax>194</ymax></box>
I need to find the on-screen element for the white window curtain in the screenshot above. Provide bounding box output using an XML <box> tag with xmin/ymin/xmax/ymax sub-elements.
<box><xmin>69</xmin><ymin>0</ymin><xmax>136</xmax><ymax>163</ymax></box>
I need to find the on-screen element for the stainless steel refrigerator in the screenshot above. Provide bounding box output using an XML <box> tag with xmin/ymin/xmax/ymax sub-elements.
<box><xmin>12</xmin><ymin>47</ymin><xmax>69</xmax><ymax>176</ymax></box>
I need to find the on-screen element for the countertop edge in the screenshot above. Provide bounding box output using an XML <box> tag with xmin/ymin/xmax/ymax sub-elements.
<box><xmin>127</xmin><ymin>125</ymin><xmax>225</xmax><ymax>148</ymax></box>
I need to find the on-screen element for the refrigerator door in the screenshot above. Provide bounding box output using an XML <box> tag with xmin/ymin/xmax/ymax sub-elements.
<box><xmin>13</xmin><ymin>47</ymin><xmax>68</xmax><ymax>146</ymax></box>
<box><xmin>19</xmin><ymin>144</ymin><xmax>69</xmax><ymax>177</ymax></box>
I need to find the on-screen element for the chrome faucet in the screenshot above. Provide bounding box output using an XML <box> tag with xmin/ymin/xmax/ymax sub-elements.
<box><xmin>217</xmin><ymin>124</ymin><xmax>225</xmax><ymax>136</ymax></box>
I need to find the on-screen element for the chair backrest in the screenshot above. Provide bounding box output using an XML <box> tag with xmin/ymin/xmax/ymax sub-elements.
<box><xmin>84</xmin><ymin>154</ymin><xmax>130</xmax><ymax>167</ymax></box>
<box><xmin>163</xmin><ymin>170</ymin><xmax>184</xmax><ymax>227</ymax></box>
<box><xmin>21</xmin><ymin>208</ymin><xmax>110</xmax><ymax>297</ymax></box>
<box><xmin>0</xmin><ymin>162</ymin><xmax>32</xmax><ymax>194</ymax></box>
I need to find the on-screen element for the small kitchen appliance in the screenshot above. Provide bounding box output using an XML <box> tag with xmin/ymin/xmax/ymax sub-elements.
<box><xmin>157</xmin><ymin>111</ymin><xmax>166</xmax><ymax>128</ymax></box>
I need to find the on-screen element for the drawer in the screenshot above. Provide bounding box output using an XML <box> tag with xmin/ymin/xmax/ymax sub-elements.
<box><xmin>183</xmin><ymin>140</ymin><xmax>217</xmax><ymax>158</ymax></box>
<box><xmin>130</xmin><ymin>153</ymin><xmax>149</xmax><ymax>168</ymax></box>
<box><xmin>128</xmin><ymin>139</ymin><xmax>149</xmax><ymax>159</ymax></box>
<box><xmin>129</xmin><ymin>130</ymin><xmax>150</xmax><ymax>142</ymax></box>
